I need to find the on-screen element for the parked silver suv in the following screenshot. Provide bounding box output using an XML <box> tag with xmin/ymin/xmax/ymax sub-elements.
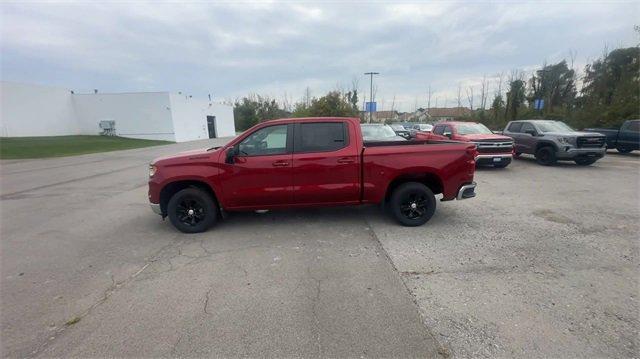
<box><xmin>503</xmin><ymin>120</ymin><xmax>606</xmax><ymax>166</ymax></box>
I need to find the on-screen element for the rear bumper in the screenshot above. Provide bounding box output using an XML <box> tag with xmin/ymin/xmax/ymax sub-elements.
<box><xmin>457</xmin><ymin>182</ymin><xmax>477</xmax><ymax>200</ymax></box>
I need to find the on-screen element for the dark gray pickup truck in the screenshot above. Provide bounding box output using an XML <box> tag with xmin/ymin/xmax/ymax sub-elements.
<box><xmin>503</xmin><ymin>119</ymin><xmax>606</xmax><ymax>166</ymax></box>
<box><xmin>584</xmin><ymin>120</ymin><xmax>639</xmax><ymax>153</ymax></box>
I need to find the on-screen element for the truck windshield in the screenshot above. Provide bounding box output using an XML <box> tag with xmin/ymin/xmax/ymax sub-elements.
<box><xmin>536</xmin><ymin>121</ymin><xmax>575</xmax><ymax>133</ymax></box>
<box><xmin>456</xmin><ymin>123</ymin><xmax>493</xmax><ymax>135</ymax></box>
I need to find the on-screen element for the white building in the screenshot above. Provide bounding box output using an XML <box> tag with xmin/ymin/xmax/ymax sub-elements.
<box><xmin>0</xmin><ymin>81</ymin><xmax>235</xmax><ymax>142</ymax></box>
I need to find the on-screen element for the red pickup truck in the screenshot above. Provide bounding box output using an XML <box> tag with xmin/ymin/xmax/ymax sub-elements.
<box><xmin>148</xmin><ymin>117</ymin><xmax>477</xmax><ymax>233</ymax></box>
<box><xmin>417</xmin><ymin>121</ymin><xmax>514</xmax><ymax>168</ymax></box>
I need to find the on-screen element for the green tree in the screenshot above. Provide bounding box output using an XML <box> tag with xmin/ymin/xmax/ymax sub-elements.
<box><xmin>504</xmin><ymin>79</ymin><xmax>526</xmax><ymax>122</ymax></box>
<box><xmin>233</xmin><ymin>95</ymin><xmax>289</xmax><ymax>131</ymax></box>
<box><xmin>292</xmin><ymin>91</ymin><xmax>359</xmax><ymax>118</ymax></box>
<box><xmin>529</xmin><ymin>60</ymin><xmax>576</xmax><ymax>115</ymax></box>
<box><xmin>489</xmin><ymin>94</ymin><xmax>505</xmax><ymax>129</ymax></box>
<box><xmin>575</xmin><ymin>47</ymin><xmax>640</xmax><ymax>128</ymax></box>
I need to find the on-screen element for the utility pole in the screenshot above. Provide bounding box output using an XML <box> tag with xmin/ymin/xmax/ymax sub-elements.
<box><xmin>364</xmin><ymin>72</ymin><xmax>379</xmax><ymax>123</ymax></box>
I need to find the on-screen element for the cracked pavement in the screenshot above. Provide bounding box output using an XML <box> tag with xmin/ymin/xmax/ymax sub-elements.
<box><xmin>1</xmin><ymin>139</ymin><xmax>638</xmax><ymax>358</ymax></box>
<box><xmin>0</xmin><ymin>139</ymin><xmax>440</xmax><ymax>358</ymax></box>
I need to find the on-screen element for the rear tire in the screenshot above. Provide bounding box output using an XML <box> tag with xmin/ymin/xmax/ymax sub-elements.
<box><xmin>617</xmin><ymin>146</ymin><xmax>633</xmax><ymax>154</ymax></box>
<box><xmin>389</xmin><ymin>182</ymin><xmax>436</xmax><ymax>227</ymax></box>
<box><xmin>167</xmin><ymin>188</ymin><xmax>217</xmax><ymax>233</ymax></box>
<box><xmin>535</xmin><ymin>147</ymin><xmax>557</xmax><ymax>166</ymax></box>
<box><xmin>514</xmin><ymin>152</ymin><xmax>522</xmax><ymax>158</ymax></box>
<box><xmin>574</xmin><ymin>158</ymin><xmax>597</xmax><ymax>166</ymax></box>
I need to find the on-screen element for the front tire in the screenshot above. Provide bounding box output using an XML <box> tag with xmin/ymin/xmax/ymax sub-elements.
<box><xmin>389</xmin><ymin>182</ymin><xmax>436</xmax><ymax>227</ymax></box>
<box><xmin>535</xmin><ymin>147</ymin><xmax>557</xmax><ymax>166</ymax></box>
<box><xmin>167</xmin><ymin>188</ymin><xmax>217</xmax><ymax>233</ymax></box>
<box><xmin>617</xmin><ymin>146</ymin><xmax>633</xmax><ymax>154</ymax></box>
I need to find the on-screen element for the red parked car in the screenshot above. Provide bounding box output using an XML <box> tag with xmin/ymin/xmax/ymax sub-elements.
<box><xmin>148</xmin><ymin>117</ymin><xmax>477</xmax><ymax>233</ymax></box>
<box><xmin>427</xmin><ymin>121</ymin><xmax>514</xmax><ymax>168</ymax></box>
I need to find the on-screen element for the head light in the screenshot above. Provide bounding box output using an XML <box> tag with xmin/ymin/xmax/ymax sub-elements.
<box><xmin>558</xmin><ymin>137</ymin><xmax>572</xmax><ymax>145</ymax></box>
<box><xmin>149</xmin><ymin>164</ymin><xmax>158</xmax><ymax>177</ymax></box>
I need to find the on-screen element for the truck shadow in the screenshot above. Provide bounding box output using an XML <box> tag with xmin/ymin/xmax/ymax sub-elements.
<box><xmin>605</xmin><ymin>149</ymin><xmax>640</xmax><ymax>158</ymax></box>
<box><xmin>511</xmin><ymin>155</ymin><xmax>606</xmax><ymax>169</ymax></box>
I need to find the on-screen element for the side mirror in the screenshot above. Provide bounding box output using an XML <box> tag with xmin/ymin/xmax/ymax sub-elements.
<box><xmin>225</xmin><ymin>146</ymin><xmax>238</xmax><ymax>164</ymax></box>
<box><xmin>524</xmin><ymin>129</ymin><xmax>537</xmax><ymax>136</ymax></box>
<box><xmin>443</xmin><ymin>131</ymin><xmax>452</xmax><ymax>138</ymax></box>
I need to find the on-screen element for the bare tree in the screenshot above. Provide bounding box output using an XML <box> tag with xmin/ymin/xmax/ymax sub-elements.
<box><xmin>456</xmin><ymin>83</ymin><xmax>462</xmax><ymax>108</ymax></box>
<box><xmin>282</xmin><ymin>91</ymin><xmax>292</xmax><ymax>112</ymax></box>
<box><xmin>466</xmin><ymin>87</ymin><xmax>474</xmax><ymax>110</ymax></box>
<box><xmin>480</xmin><ymin>74</ymin><xmax>488</xmax><ymax>110</ymax></box>
<box><xmin>496</xmin><ymin>71</ymin><xmax>505</xmax><ymax>98</ymax></box>
<box><xmin>427</xmin><ymin>85</ymin><xmax>432</xmax><ymax>110</ymax></box>
<box><xmin>303</xmin><ymin>87</ymin><xmax>312</xmax><ymax>107</ymax></box>
<box><xmin>390</xmin><ymin>95</ymin><xmax>396</xmax><ymax>114</ymax></box>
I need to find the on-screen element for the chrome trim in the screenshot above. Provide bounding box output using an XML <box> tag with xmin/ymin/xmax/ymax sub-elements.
<box><xmin>475</xmin><ymin>154</ymin><xmax>512</xmax><ymax>159</ymax></box>
<box><xmin>150</xmin><ymin>203</ymin><xmax>162</xmax><ymax>215</ymax></box>
<box><xmin>472</xmin><ymin>141</ymin><xmax>513</xmax><ymax>149</ymax></box>
<box><xmin>457</xmin><ymin>182</ymin><xmax>477</xmax><ymax>200</ymax></box>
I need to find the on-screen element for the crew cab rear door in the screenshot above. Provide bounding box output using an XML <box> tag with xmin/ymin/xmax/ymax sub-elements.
<box><xmin>291</xmin><ymin>121</ymin><xmax>360</xmax><ymax>205</ymax></box>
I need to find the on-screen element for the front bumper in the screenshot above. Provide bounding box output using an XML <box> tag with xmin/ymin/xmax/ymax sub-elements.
<box><xmin>150</xmin><ymin>203</ymin><xmax>162</xmax><ymax>215</ymax></box>
<box><xmin>457</xmin><ymin>182</ymin><xmax>477</xmax><ymax>200</ymax></box>
<box><xmin>557</xmin><ymin>147</ymin><xmax>606</xmax><ymax>159</ymax></box>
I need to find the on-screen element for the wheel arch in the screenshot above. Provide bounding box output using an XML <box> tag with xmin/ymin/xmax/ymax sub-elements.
<box><xmin>535</xmin><ymin>141</ymin><xmax>558</xmax><ymax>152</ymax></box>
<box><xmin>159</xmin><ymin>180</ymin><xmax>219</xmax><ymax>217</ymax></box>
<box><xmin>384</xmin><ymin>172</ymin><xmax>443</xmax><ymax>204</ymax></box>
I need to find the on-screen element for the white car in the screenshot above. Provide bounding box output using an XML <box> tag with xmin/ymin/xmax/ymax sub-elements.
<box><xmin>410</xmin><ymin>123</ymin><xmax>433</xmax><ymax>136</ymax></box>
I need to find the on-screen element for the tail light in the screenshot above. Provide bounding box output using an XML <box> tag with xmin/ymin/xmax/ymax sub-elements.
<box><xmin>465</xmin><ymin>145</ymin><xmax>478</xmax><ymax>159</ymax></box>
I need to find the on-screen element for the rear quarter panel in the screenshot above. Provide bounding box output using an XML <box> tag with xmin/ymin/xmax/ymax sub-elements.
<box><xmin>362</xmin><ymin>142</ymin><xmax>475</xmax><ymax>202</ymax></box>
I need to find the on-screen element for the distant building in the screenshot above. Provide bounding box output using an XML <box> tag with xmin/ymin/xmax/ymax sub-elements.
<box><xmin>424</xmin><ymin>107</ymin><xmax>472</xmax><ymax>122</ymax></box>
<box><xmin>0</xmin><ymin>81</ymin><xmax>235</xmax><ymax>141</ymax></box>
<box><xmin>371</xmin><ymin>110</ymin><xmax>398</xmax><ymax>123</ymax></box>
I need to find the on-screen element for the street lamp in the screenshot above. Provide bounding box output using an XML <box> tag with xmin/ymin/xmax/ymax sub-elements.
<box><xmin>364</xmin><ymin>72</ymin><xmax>379</xmax><ymax>123</ymax></box>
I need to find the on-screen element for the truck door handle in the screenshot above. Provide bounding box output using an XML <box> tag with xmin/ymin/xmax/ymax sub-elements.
<box><xmin>272</xmin><ymin>161</ymin><xmax>289</xmax><ymax>167</ymax></box>
<box><xmin>337</xmin><ymin>157</ymin><xmax>355</xmax><ymax>164</ymax></box>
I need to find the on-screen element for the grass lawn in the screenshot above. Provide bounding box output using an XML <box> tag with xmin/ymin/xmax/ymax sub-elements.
<box><xmin>0</xmin><ymin>135</ymin><xmax>173</xmax><ymax>159</ymax></box>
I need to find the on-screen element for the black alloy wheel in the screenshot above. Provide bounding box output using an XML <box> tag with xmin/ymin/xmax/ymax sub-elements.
<box><xmin>535</xmin><ymin>147</ymin><xmax>557</xmax><ymax>166</ymax></box>
<box><xmin>390</xmin><ymin>182</ymin><xmax>436</xmax><ymax>226</ymax></box>
<box><xmin>167</xmin><ymin>188</ymin><xmax>217</xmax><ymax>233</ymax></box>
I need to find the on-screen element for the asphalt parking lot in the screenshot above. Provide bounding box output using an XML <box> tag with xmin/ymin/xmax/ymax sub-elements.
<box><xmin>1</xmin><ymin>140</ymin><xmax>638</xmax><ymax>358</ymax></box>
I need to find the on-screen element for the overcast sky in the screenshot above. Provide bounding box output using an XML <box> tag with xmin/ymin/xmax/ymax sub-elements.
<box><xmin>1</xmin><ymin>1</ymin><xmax>638</xmax><ymax>111</ymax></box>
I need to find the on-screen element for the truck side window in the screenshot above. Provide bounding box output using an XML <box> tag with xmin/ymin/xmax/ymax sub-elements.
<box><xmin>238</xmin><ymin>125</ymin><xmax>288</xmax><ymax>156</ymax></box>
<box><xmin>521</xmin><ymin>123</ymin><xmax>536</xmax><ymax>134</ymax></box>
<box><xmin>296</xmin><ymin>122</ymin><xmax>347</xmax><ymax>153</ymax></box>
<box><xmin>433</xmin><ymin>125</ymin><xmax>444</xmax><ymax>135</ymax></box>
<box><xmin>626</xmin><ymin>121</ymin><xmax>639</xmax><ymax>132</ymax></box>
<box><xmin>507</xmin><ymin>122</ymin><xmax>523</xmax><ymax>133</ymax></box>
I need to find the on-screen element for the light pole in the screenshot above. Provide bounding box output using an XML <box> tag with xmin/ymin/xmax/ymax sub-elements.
<box><xmin>364</xmin><ymin>72</ymin><xmax>379</xmax><ymax>123</ymax></box>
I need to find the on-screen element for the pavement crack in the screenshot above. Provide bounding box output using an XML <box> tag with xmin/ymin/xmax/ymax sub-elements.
<box><xmin>363</xmin><ymin>218</ymin><xmax>453</xmax><ymax>358</ymax></box>
<box><xmin>203</xmin><ymin>288</ymin><xmax>213</xmax><ymax>315</ymax></box>
<box><xmin>26</xmin><ymin>239</ymin><xmax>183</xmax><ymax>357</ymax></box>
